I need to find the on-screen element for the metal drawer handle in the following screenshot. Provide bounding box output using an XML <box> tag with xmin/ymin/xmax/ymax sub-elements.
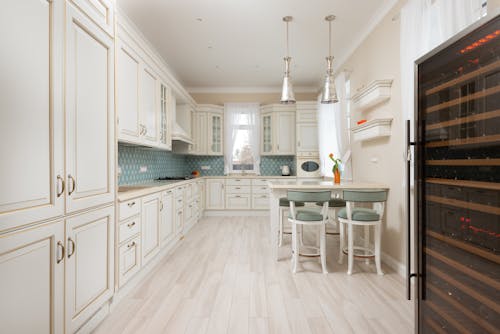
<box><xmin>57</xmin><ymin>175</ymin><xmax>65</xmax><ymax>198</ymax></box>
<box><xmin>127</xmin><ymin>201</ymin><xmax>136</xmax><ymax>207</ymax></box>
<box><xmin>127</xmin><ymin>221</ymin><xmax>136</xmax><ymax>228</ymax></box>
<box><xmin>127</xmin><ymin>241</ymin><xmax>136</xmax><ymax>249</ymax></box>
<box><xmin>160</xmin><ymin>201</ymin><xmax>164</xmax><ymax>211</ymax></box>
<box><xmin>68</xmin><ymin>175</ymin><xmax>76</xmax><ymax>196</ymax></box>
<box><xmin>236</xmin><ymin>187</ymin><xmax>241</xmax><ymax>189</ymax></box>
<box><xmin>235</xmin><ymin>195</ymin><xmax>241</xmax><ymax>198</ymax></box>
<box><xmin>67</xmin><ymin>238</ymin><xmax>76</xmax><ymax>258</ymax></box>
<box><xmin>57</xmin><ymin>241</ymin><xmax>65</xmax><ymax>264</ymax></box>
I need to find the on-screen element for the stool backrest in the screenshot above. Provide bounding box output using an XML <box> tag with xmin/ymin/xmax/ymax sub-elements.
<box><xmin>342</xmin><ymin>190</ymin><xmax>387</xmax><ymax>202</ymax></box>
<box><xmin>287</xmin><ymin>191</ymin><xmax>331</xmax><ymax>203</ymax></box>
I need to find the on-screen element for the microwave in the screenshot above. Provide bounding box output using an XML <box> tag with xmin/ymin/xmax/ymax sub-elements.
<box><xmin>296</xmin><ymin>154</ymin><xmax>321</xmax><ymax>178</ymax></box>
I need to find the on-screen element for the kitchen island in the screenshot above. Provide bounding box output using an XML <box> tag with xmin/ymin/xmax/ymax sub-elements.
<box><xmin>268</xmin><ymin>179</ymin><xmax>389</xmax><ymax>261</ymax></box>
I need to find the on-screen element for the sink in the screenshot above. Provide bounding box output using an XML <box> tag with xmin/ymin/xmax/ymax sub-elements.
<box><xmin>118</xmin><ymin>185</ymin><xmax>151</xmax><ymax>192</ymax></box>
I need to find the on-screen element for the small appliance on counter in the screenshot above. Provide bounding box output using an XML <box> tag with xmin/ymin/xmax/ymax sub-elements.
<box><xmin>281</xmin><ymin>165</ymin><xmax>290</xmax><ymax>176</ymax></box>
<box><xmin>296</xmin><ymin>154</ymin><xmax>321</xmax><ymax>178</ymax></box>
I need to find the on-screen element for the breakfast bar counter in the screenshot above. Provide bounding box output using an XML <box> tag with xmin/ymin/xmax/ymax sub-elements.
<box><xmin>268</xmin><ymin>180</ymin><xmax>389</xmax><ymax>261</ymax></box>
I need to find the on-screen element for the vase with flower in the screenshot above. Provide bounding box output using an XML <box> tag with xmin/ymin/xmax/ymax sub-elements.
<box><xmin>329</xmin><ymin>153</ymin><xmax>342</xmax><ymax>184</ymax></box>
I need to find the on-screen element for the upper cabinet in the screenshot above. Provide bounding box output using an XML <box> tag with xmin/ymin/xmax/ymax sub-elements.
<box><xmin>140</xmin><ymin>65</ymin><xmax>160</xmax><ymax>146</ymax></box>
<box><xmin>159</xmin><ymin>83</ymin><xmax>172</xmax><ymax>150</ymax></box>
<box><xmin>296</xmin><ymin>101</ymin><xmax>319</xmax><ymax>154</ymax></box>
<box><xmin>65</xmin><ymin>3</ymin><xmax>115</xmax><ymax>213</ymax></box>
<box><xmin>69</xmin><ymin>0</ymin><xmax>114</xmax><ymax>36</ymax></box>
<box><xmin>190</xmin><ymin>105</ymin><xmax>224</xmax><ymax>156</ymax></box>
<box><xmin>260</xmin><ymin>104</ymin><xmax>295</xmax><ymax>156</ymax></box>
<box><xmin>0</xmin><ymin>0</ymin><xmax>65</xmax><ymax>231</ymax></box>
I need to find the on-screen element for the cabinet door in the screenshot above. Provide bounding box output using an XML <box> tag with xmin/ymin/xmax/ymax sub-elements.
<box><xmin>276</xmin><ymin>112</ymin><xmax>295</xmax><ymax>155</ymax></box>
<box><xmin>0</xmin><ymin>220</ymin><xmax>64</xmax><ymax>334</ymax></box>
<box><xmin>118</xmin><ymin>235</ymin><xmax>141</xmax><ymax>288</ymax></box>
<box><xmin>65</xmin><ymin>4</ymin><xmax>115</xmax><ymax>213</ymax></box>
<box><xmin>117</xmin><ymin>38</ymin><xmax>141</xmax><ymax>142</ymax></box>
<box><xmin>159</xmin><ymin>83</ymin><xmax>172</xmax><ymax>150</ymax></box>
<box><xmin>208</xmin><ymin>114</ymin><xmax>223</xmax><ymax>155</ymax></box>
<box><xmin>206</xmin><ymin>179</ymin><xmax>225</xmax><ymax>210</ymax></box>
<box><xmin>65</xmin><ymin>206</ymin><xmax>114</xmax><ymax>333</ymax></box>
<box><xmin>296</xmin><ymin>123</ymin><xmax>319</xmax><ymax>152</ymax></box>
<box><xmin>69</xmin><ymin>0</ymin><xmax>114</xmax><ymax>36</ymax></box>
<box><xmin>0</xmin><ymin>0</ymin><xmax>64</xmax><ymax>232</ymax></box>
<box><xmin>141</xmin><ymin>65</ymin><xmax>160</xmax><ymax>146</ymax></box>
<box><xmin>141</xmin><ymin>193</ymin><xmax>161</xmax><ymax>264</ymax></box>
<box><xmin>261</xmin><ymin>114</ymin><xmax>273</xmax><ymax>154</ymax></box>
<box><xmin>160</xmin><ymin>190</ymin><xmax>174</xmax><ymax>245</ymax></box>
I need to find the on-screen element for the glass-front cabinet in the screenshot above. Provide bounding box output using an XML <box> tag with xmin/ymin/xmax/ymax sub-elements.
<box><xmin>159</xmin><ymin>83</ymin><xmax>171</xmax><ymax>150</ymax></box>
<box><xmin>208</xmin><ymin>113</ymin><xmax>223</xmax><ymax>155</ymax></box>
<box><xmin>261</xmin><ymin>113</ymin><xmax>273</xmax><ymax>154</ymax></box>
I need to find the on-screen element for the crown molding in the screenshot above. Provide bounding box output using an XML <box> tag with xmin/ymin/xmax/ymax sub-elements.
<box><xmin>187</xmin><ymin>86</ymin><xmax>318</xmax><ymax>94</ymax></box>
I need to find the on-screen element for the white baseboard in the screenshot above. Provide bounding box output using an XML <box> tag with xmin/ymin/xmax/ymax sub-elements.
<box><xmin>381</xmin><ymin>250</ymin><xmax>406</xmax><ymax>277</ymax></box>
<box><xmin>204</xmin><ymin>210</ymin><xmax>269</xmax><ymax>216</ymax></box>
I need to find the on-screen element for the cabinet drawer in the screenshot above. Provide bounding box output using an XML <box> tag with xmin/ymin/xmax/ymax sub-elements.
<box><xmin>227</xmin><ymin>178</ymin><xmax>251</xmax><ymax>186</ymax></box>
<box><xmin>226</xmin><ymin>194</ymin><xmax>251</xmax><ymax>209</ymax></box>
<box><xmin>226</xmin><ymin>185</ymin><xmax>251</xmax><ymax>194</ymax></box>
<box><xmin>119</xmin><ymin>199</ymin><xmax>140</xmax><ymax>220</ymax></box>
<box><xmin>174</xmin><ymin>185</ymin><xmax>184</xmax><ymax>198</ymax></box>
<box><xmin>119</xmin><ymin>215</ymin><xmax>141</xmax><ymax>243</ymax></box>
<box><xmin>252</xmin><ymin>185</ymin><xmax>269</xmax><ymax>194</ymax></box>
<box><xmin>252</xmin><ymin>178</ymin><xmax>273</xmax><ymax>186</ymax></box>
<box><xmin>252</xmin><ymin>194</ymin><xmax>270</xmax><ymax>209</ymax></box>
<box><xmin>118</xmin><ymin>236</ymin><xmax>141</xmax><ymax>287</ymax></box>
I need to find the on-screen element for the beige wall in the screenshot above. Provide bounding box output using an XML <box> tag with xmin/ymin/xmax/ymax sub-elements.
<box><xmin>190</xmin><ymin>92</ymin><xmax>317</xmax><ymax>105</ymax></box>
<box><xmin>339</xmin><ymin>1</ymin><xmax>407</xmax><ymax>268</ymax></box>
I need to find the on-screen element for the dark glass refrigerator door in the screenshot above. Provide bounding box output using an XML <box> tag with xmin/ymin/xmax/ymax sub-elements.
<box><xmin>415</xmin><ymin>14</ymin><xmax>500</xmax><ymax>333</ymax></box>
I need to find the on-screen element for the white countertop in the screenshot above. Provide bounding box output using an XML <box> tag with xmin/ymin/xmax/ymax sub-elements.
<box><xmin>267</xmin><ymin>180</ymin><xmax>389</xmax><ymax>190</ymax></box>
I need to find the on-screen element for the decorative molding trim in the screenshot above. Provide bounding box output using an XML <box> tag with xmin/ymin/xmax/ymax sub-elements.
<box><xmin>352</xmin><ymin>79</ymin><xmax>393</xmax><ymax>111</ymax></box>
<box><xmin>186</xmin><ymin>86</ymin><xmax>318</xmax><ymax>94</ymax></box>
<box><xmin>352</xmin><ymin>118</ymin><xmax>393</xmax><ymax>142</ymax></box>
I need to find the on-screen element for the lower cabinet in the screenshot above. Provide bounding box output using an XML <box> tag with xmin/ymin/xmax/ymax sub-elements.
<box><xmin>0</xmin><ymin>220</ymin><xmax>65</xmax><ymax>334</ymax></box>
<box><xmin>206</xmin><ymin>179</ymin><xmax>225</xmax><ymax>209</ymax></box>
<box><xmin>141</xmin><ymin>193</ymin><xmax>161</xmax><ymax>265</ymax></box>
<box><xmin>118</xmin><ymin>235</ymin><xmax>141</xmax><ymax>288</ymax></box>
<box><xmin>226</xmin><ymin>194</ymin><xmax>252</xmax><ymax>209</ymax></box>
<box><xmin>252</xmin><ymin>194</ymin><xmax>270</xmax><ymax>210</ymax></box>
<box><xmin>160</xmin><ymin>189</ymin><xmax>174</xmax><ymax>245</ymax></box>
<box><xmin>65</xmin><ymin>206</ymin><xmax>115</xmax><ymax>333</ymax></box>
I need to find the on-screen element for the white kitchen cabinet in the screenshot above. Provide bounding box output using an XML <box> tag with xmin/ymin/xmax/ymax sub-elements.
<box><xmin>141</xmin><ymin>193</ymin><xmax>161</xmax><ymax>265</ymax></box>
<box><xmin>118</xmin><ymin>235</ymin><xmax>141</xmax><ymax>288</ymax></box>
<box><xmin>65</xmin><ymin>3</ymin><xmax>115</xmax><ymax>213</ymax></box>
<box><xmin>141</xmin><ymin>65</ymin><xmax>160</xmax><ymax>146</ymax></box>
<box><xmin>160</xmin><ymin>189</ymin><xmax>174</xmax><ymax>245</ymax></box>
<box><xmin>116</xmin><ymin>38</ymin><xmax>141</xmax><ymax>142</ymax></box>
<box><xmin>69</xmin><ymin>0</ymin><xmax>114</xmax><ymax>36</ymax></box>
<box><xmin>65</xmin><ymin>206</ymin><xmax>114</xmax><ymax>333</ymax></box>
<box><xmin>252</xmin><ymin>194</ymin><xmax>270</xmax><ymax>210</ymax></box>
<box><xmin>260</xmin><ymin>105</ymin><xmax>295</xmax><ymax>155</ymax></box>
<box><xmin>0</xmin><ymin>220</ymin><xmax>65</xmax><ymax>334</ymax></box>
<box><xmin>159</xmin><ymin>83</ymin><xmax>172</xmax><ymax>150</ymax></box>
<box><xmin>208</xmin><ymin>112</ymin><xmax>224</xmax><ymax>155</ymax></box>
<box><xmin>0</xmin><ymin>0</ymin><xmax>65</xmax><ymax>232</ymax></box>
<box><xmin>226</xmin><ymin>194</ymin><xmax>252</xmax><ymax>209</ymax></box>
<box><xmin>206</xmin><ymin>179</ymin><xmax>225</xmax><ymax>210</ymax></box>
<box><xmin>191</xmin><ymin>111</ymin><xmax>208</xmax><ymax>154</ymax></box>
<box><xmin>296</xmin><ymin>123</ymin><xmax>319</xmax><ymax>152</ymax></box>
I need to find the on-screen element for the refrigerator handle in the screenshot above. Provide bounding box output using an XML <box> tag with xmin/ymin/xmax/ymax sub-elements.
<box><xmin>406</xmin><ymin>119</ymin><xmax>417</xmax><ymax>300</ymax></box>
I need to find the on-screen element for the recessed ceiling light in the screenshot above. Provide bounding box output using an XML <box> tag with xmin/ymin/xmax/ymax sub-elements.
<box><xmin>196</xmin><ymin>17</ymin><xmax>203</xmax><ymax>22</ymax></box>
<box><xmin>208</xmin><ymin>46</ymin><xmax>213</xmax><ymax>49</ymax></box>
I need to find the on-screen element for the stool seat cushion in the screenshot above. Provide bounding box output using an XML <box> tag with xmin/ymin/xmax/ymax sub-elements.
<box><xmin>280</xmin><ymin>197</ymin><xmax>305</xmax><ymax>207</ymax></box>
<box><xmin>315</xmin><ymin>199</ymin><xmax>346</xmax><ymax>207</ymax></box>
<box><xmin>289</xmin><ymin>208</ymin><xmax>325</xmax><ymax>221</ymax></box>
<box><xmin>338</xmin><ymin>207</ymin><xmax>380</xmax><ymax>221</ymax></box>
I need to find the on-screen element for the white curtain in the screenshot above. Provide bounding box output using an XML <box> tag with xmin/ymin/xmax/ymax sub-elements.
<box><xmin>317</xmin><ymin>72</ymin><xmax>352</xmax><ymax>179</ymax></box>
<box><xmin>223</xmin><ymin>103</ymin><xmax>260</xmax><ymax>174</ymax></box>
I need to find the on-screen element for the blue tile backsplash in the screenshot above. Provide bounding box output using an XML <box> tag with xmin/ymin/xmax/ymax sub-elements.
<box><xmin>118</xmin><ymin>144</ymin><xmax>296</xmax><ymax>185</ymax></box>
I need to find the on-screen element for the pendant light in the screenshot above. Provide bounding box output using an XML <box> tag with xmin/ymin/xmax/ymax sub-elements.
<box><xmin>321</xmin><ymin>15</ymin><xmax>338</xmax><ymax>104</ymax></box>
<box><xmin>280</xmin><ymin>16</ymin><xmax>296</xmax><ymax>104</ymax></box>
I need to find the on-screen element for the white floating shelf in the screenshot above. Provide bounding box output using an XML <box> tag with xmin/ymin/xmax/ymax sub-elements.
<box><xmin>352</xmin><ymin>118</ymin><xmax>393</xmax><ymax>142</ymax></box>
<box><xmin>352</xmin><ymin>79</ymin><xmax>393</xmax><ymax>111</ymax></box>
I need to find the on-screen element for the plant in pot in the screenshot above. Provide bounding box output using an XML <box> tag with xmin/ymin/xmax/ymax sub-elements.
<box><xmin>329</xmin><ymin>153</ymin><xmax>342</xmax><ymax>184</ymax></box>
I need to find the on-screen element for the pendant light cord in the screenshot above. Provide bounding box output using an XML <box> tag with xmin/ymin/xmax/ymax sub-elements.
<box><xmin>328</xmin><ymin>19</ymin><xmax>332</xmax><ymax>58</ymax></box>
<box><xmin>286</xmin><ymin>20</ymin><xmax>289</xmax><ymax>57</ymax></box>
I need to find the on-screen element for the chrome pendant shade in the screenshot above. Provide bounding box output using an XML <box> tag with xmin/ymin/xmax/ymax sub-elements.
<box><xmin>280</xmin><ymin>16</ymin><xmax>296</xmax><ymax>104</ymax></box>
<box><xmin>321</xmin><ymin>15</ymin><xmax>338</xmax><ymax>104</ymax></box>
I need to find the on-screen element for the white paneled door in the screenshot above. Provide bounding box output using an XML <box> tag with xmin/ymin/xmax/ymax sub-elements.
<box><xmin>142</xmin><ymin>193</ymin><xmax>161</xmax><ymax>264</ymax></box>
<box><xmin>276</xmin><ymin>112</ymin><xmax>295</xmax><ymax>155</ymax></box>
<box><xmin>0</xmin><ymin>220</ymin><xmax>65</xmax><ymax>334</ymax></box>
<box><xmin>160</xmin><ymin>190</ymin><xmax>174</xmax><ymax>245</ymax></box>
<box><xmin>0</xmin><ymin>0</ymin><xmax>64</xmax><ymax>232</ymax></box>
<box><xmin>141</xmin><ymin>66</ymin><xmax>160</xmax><ymax>146</ymax></box>
<box><xmin>65</xmin><ymin>206</ymin><xmax>114</xmax><ymax>333</ymax></box>
<box><xmin>65</xmin><ymin>3</ymin><xmax>115</xmax><ymax>213</ymax></box>
<box><xmin>206</xmin><ymin>179</ymin><xmax>225</xmax><ymax>210</ymax></box>
<box><xmin>296</xmin><ymin>123</ymin><xmax>319</xmax><ymax>152</ymax></box>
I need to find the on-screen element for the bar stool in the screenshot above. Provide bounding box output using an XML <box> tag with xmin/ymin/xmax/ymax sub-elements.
<box><xmin>337</xmin><ymin>189</ymin><xmax>387</xmax><ymax>275</ymax></box>
<box><xmin>288</xmin><ymin>190</ymin><xmax>331</xmax><ymax>274</ymax></box>
<box><xmin>316</xmin><ymin>197</ymin><xmax>346</xmax><ymax>235</ymax></box>
<box><xmin>278</xmin><ymin>197</ymin><xmax>304</xmax><ymax>247</ymax></box>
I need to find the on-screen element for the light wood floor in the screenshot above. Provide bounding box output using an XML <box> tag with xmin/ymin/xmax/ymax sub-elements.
<box><xmin>94</xmin><ymin>216</ymin><xmax>414</xmax><ymax>334</ymax></box>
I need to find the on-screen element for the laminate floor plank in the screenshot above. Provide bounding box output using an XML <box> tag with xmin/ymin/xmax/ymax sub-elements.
<box><xmin>93</xmin><ymin>216</ymin><xmax>414</xmax><ymax>334</ymax></box>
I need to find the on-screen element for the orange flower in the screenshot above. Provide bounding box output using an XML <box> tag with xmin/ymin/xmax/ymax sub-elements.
<box><xmin>329</xmin><ymin>153</ymin><xmax>334</xmax><ymax>159</ymax></box>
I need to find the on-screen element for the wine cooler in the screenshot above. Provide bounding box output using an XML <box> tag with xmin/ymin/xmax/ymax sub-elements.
<box><xmin>412</xmin><ymin>12</ymin><xmax>500</xmax><ymax>334</ymax></box>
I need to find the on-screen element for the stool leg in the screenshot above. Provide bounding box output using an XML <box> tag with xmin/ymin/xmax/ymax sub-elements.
<box><xmin>338</xmin><ymin>222</ymin><xmax>344</xmax><ymax>264</ymax></box>
<box><xmin>347</xmin><ymin>223</ymin><xmax>354</xmax><ymax>275</ymax></box>
<box><xmin>320</xmin><ymin>224</ymin><xmax>328</xmax><ymax>274</ymax></box>
<box><xmin>279</xmin><ymin>209</ymin><xmax>283</xmax><ymax>247</ymax></box>
<box><xmin>291</xmin><ymin>222</ymin><xmax>298</xmax><ymax>273</ymax></box>
<box><xmin>364</xmin><ymin>225</ymin><xmax>370</xmax><ymax>265</ymax></box>
<box><xmin>375</xmin><ymin>224</ymin><xmax>384</xmax><ymax>275</ymax></box>
<box><xmin>300</xmin><ymin>225</ymin><xmax>304</xmax><ymax>246</ymax></box>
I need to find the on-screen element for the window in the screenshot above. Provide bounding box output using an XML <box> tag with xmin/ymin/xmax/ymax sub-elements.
<box><xmin>223</xmin><ymin>103</ymin><xmax>260</xmax><ymax>174</ymax></box>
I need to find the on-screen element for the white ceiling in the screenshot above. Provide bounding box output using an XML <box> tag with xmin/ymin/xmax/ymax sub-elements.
<box><xmin>118</xmin><ymin>0</ymin><xmax>397</xmax><ymax>92</ymax></box>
